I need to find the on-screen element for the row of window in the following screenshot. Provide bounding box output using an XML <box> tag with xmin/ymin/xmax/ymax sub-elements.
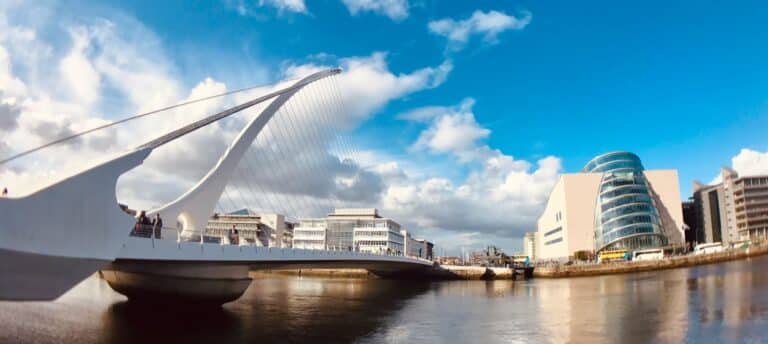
<box><xmin>744</xmin><ymin>178</ymin><xmax>768</xmax><ymax>186</ymax></box>
<box><xmin>600</xmin><ymin>203</ymin><xmax>653</xmax><ymax>224</ymax></box>
<box><xmin>601</xmin><ymin>194</ymin><xmax>653</xmax><ymax>212</ymax></box>
<box><xmin>600</xmin><ymin>225</ymin><xmax>657</xmax><ymax>246</ymax></box>
<box><xmin>583</xmin><ymin>152</ymin><xmax>642</xmax><ymax>172</ymax></box>
<box><xmin>600</xmin><ymin>184</ymin><xmax>648</xmax><ymax>200</ymax></box>
<box><xmin>294</xmin><ymin>239</ymin><xmax>325</xmax><ymax>244</ymax></box>
<box><xmin>355</xmin><ymin>240</ymin><xmax>402</xmax><ymax>247</ymax></box>
<box><xmin>601</xmin><ymin>214</ymin><xmax>658</xmax><ymax>233</ymax></box>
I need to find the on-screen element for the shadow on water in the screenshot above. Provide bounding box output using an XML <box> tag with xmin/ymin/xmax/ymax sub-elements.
<box><xmin>100</xmin><ymin>301</ymin><xmax>243</xmax><ymax>343</ymax></box>
<box><xmin>98</xmin><ymin>276</ymin><xmax>433</xmax><ymax>343</ymax></box>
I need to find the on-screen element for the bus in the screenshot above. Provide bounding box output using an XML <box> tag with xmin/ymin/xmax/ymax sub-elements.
<box><xmin>632</xmin><ymin>248</ymin><xmax>664</xmax><ymax>261</ymax></box>
<box><xmin>510</xmin><ymin>255</ymin><xmax>530</xmax><ymax>267</ymax></box>
<box><xmin>598</xmin><ymin>249</ymin><xmax>629</xmax><ymax>263</ymax></box>
<box><xmin>694</xmin><ymin>242</ymin><xmax>723</xmax><ymax>255</ymax></box>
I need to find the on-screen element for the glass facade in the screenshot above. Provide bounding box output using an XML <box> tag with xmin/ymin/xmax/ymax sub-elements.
<box><xmin>583</xmin><ymin>151</ymin><xmax>668</xmax><ymax>252</ymax></box>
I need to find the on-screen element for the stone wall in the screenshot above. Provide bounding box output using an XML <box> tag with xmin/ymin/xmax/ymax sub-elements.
<box><xmin>534</xmin><ymin>242</ymin><xmax>768</xmax><ymax>278</ymax></box>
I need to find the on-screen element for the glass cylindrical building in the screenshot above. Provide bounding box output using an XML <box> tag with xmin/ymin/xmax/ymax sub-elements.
<box><xmin>583</xmin><ymin>151</ymin><xmax>667</xmax><ymax>252</ymax></box>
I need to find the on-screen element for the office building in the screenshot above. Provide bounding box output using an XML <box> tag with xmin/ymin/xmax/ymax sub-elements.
<box><xmin>292</xmin><ymin>208</ymin><xmax>427</xmax><ymax>257</ymax></box>
<box><xmin>416</xmin><ymin>239</ymin><xmax>434</xmax><ymax>260</ymax></box>
<box><xmin>693</xmin><ymin>168</ymin><xmax>768</xmax><ymax>244</ymax></box>
<box><xmin>292</xmin><ymin>219</ymin><xmax>327</xmax><ymax>250</ymax></box>
<box><xmin>401</xmin><ymin>230</ymin><xmax>427</xmax><ymax>258</ymax></box>
<box><xmin>536</xmin><ymin>151</ymin><xmax>684</xmax><ymax>261</ymax></box>
<box><xmin>205</xmin><ymin>209</ymin><xmax>294</xmax><ymax>247</ymax></box>
<box><xmin>523</xmin><ymin>231</ymin><xmax>536</xmax><ymax>260</ymax></box>
<box><xmin>682</xmin><ymin>200</ymin><xmax>699</xmax><ymax>247</ymax></box>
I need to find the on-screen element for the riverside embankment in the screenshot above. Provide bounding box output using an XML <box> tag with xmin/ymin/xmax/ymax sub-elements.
<box><xmin>535</xmin><ymin>242</ymin><xmax>768</xmax><ymax>278</ymax></box>
<box><xmin>253</xmin><ymin>265</ymin><xmax>523</xmax><ymax>280</ymax></box>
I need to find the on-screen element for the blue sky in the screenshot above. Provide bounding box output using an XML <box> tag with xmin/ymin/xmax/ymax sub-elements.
<box><xmin>101</xmin><ymin>0</ymin><xmax>768</xmax><ymax>192</ymax></box>
<box><xmin>2</xmin><ymin>0</ymin><xmax>768</xmax><ymax>253</ymax></box>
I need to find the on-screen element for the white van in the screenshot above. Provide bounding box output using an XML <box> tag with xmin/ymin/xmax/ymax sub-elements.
<box><xmin>633</xmin><ymin>248</ymin><xmax>664</xmax><ymax>261</ymax></box>
<box><xmin>694</xmin><ymin>242</ymin><xmax>723</xmax><ymax>255</ymax></box>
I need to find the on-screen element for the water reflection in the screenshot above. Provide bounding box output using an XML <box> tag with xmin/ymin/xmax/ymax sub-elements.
<box><xmin>2</xmin><ymin>257</ymin><xmax>768</xmax><ymax>343</ymax></box>
<box><xmin>98</xmin><ymin>276</ymin><xmax>432</xmax><ymax>343</ymax></box>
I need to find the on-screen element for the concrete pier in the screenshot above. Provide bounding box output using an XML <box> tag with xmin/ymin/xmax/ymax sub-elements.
<box><xmin>100</xmin><ymin>261</ymin><xmax>252</xmax><ymax>305</ymax></box>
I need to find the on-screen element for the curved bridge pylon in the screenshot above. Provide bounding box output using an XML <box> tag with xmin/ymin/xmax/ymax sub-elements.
<box><xmin>0</xmin><ymin>69</ymin><xmax>341</xmax><ymax>300</ymax></box>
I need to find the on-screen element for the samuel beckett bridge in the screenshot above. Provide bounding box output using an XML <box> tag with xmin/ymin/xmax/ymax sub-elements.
<box><xmin>0</xmin><ymin>69</ymin><xmax>433</xmax><ymax>305</ymax></box>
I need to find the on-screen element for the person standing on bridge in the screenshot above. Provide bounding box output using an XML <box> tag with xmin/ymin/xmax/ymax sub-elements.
<box><xmin>1</xmin><ymin>187</ymin><xmax>7</xmax><ymax>197</ymax></box>
<box><xmin>152</xmin><ymin>213</ymin><xmax>163</xmax><ymax>239</ymax></box>
<box><xmin>135</xmin><ymin>211</ymin><xmax>151</xmax><ymax>237</ymax></box>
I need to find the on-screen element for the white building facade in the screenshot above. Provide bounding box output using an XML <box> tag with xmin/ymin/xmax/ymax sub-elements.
<box><xmin>523</xmin><ymin>231</ymin><xmax>536</xmax><ymax>260</ymax></box>
<box><xmin>353</xmin><ymin>224</ymin><xmax>404</xmax><ymax>254</ymax></box>
<box><xmin>292</xmin><ymin>208</ymin><xmax>427</xmax><ymax>257</ymax></box>
<box><xmin>292</xmin><ymin>219</ymin><xmax>327</xmax><ymax>250</ymax></box>
<box><xmin>205</xmin><ymin>210</ymin><xmax>294</xmax><ymax>247</ymax></box>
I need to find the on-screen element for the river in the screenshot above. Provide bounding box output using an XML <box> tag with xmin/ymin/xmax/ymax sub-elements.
<box><xmin>2</xmin><ymin>256</ymin><xmax>768</xmax><ymax>343</ymax></box>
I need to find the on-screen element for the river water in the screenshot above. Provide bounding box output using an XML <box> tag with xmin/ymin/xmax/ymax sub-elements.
<box><xmin>2</xmin><ymin>256</ymin><xmax>768</xmax><ymax>343</ymax></box>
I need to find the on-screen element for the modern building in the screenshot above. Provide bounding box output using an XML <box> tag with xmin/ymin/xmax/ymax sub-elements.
<box><xmin>693</xmin><ymin>168</ymin><xmax>768</xmax><ymax>244</ymax></box>
<box><xmin>536</xmin><ymin>151</ymin><xmax>684</xmax><ymax>261</ymax></box>
<box><xmin>523</xmin><ymin>231</ymin><xmax>536</xmax><ymax>260</ymax></box>
<box><xmin>292</xmin><ymin>208</ymin><xmax>427</xmax><ymax>257</ymax></box>
<box><xmin>402</xmin><ymin>230</ymin><xmax>427</xmax><ymax>258</ymax></box>
<box><xmin>416</xmin><ymin>239</ymin><xmax>434</xmax><ymax>260</ymax></box>
<box><xmin>350</xmin><ymin>223</ymin><xmax>404</xmax><ymax>254</ymax></box>
<box><xmin>292</xmin><ymin>219</ymin><xmax>326</xmax><ymax>250</ymax></box>
<box><xmin>205</xmin><ymin>209</ymin><xmax>294</xmax><ymax>247</ymax></box>
<box><xmin>682</xmin><ymin>200</ymin><xmax>699</xmax><ymax>248</ymax></box>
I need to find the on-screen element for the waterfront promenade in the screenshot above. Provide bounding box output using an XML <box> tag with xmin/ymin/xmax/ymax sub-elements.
<box><xmin>535</xmin><ymin>241</ymin><xmax>768</xmax><ymax>278</ymax></box>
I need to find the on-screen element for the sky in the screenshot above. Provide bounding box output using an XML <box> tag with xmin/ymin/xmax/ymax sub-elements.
<box><xmin>1</xmin><ymin>0</ymin><xmax>768</xmax><ymax>254</ymax></box>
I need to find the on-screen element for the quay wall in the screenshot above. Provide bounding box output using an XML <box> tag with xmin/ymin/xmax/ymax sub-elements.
<box><xmin>534</xmin><ymin>243</ymin><xmax>768</xmax><ymax>278</ymax></box>
<box><xmin>251</xmin><ymin>269</ymin><xmax>376</xmax><ymax>279</ymax></box>
<box><xmin>253</xmin><ymin>266</ymin><xmax>520</xmax><ymax>280</ymax></box>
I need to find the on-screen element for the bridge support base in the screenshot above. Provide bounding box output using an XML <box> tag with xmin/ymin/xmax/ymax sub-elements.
<box><xmin>100</xmin><ymin>260</ymin><xmax>252</xmax><ymax>306</ymax></box>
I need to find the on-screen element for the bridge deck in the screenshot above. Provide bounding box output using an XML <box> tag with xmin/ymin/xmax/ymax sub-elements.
<box><xmin>116</xmin><ymin>237</ymin><xmax>434</xmax><ymax>268</ymax></box>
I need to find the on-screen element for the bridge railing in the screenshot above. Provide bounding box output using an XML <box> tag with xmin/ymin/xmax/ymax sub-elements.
<box><xmin>128</xmin><ymin>224</ymin><xmax>434</xmax><ymax>263</ymax></box>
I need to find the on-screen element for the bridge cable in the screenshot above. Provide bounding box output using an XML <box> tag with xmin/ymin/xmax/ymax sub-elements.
<box><xmin>246</xmin><ymin>114</ymin><xmax>305</xmax><ymax>218</ymax></box>
<box><xmin>311</xmin><ymin>78</ymin><xmax>355</xmax><ymax>209</ymax></box>
<box><xmin>285</xmin><ymin>85</ymin><xmax>336</xmax><ymax>216</ymax></box>
<box><xmin>306</xmin><ymin>79</ymin><xmax>346</xmax><ymax>212</ymax></box>
<box><xmin>271</xmin><ymin>97</ymin><xmax>323</xmax><ymax>217</ymax></box>
<box><xmin>0</xmin><ymin>78</ymin><xmax>300</xmax><ymax>166</ymax></box>
<box><xmin>328</xmin><ymin>75</ymin><xmax>363</xmax><ymax>198</ymax></box>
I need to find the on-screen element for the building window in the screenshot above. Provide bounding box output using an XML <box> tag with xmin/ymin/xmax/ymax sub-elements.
<box><xmin>545</xmin><ymin>237</ymin><xmax>563</xmax><ymax>246</ymax></box>
<box><xmin>544</xmin><ymin>227</ymin><xmax>562</xmax><ymax>237</ymax></box>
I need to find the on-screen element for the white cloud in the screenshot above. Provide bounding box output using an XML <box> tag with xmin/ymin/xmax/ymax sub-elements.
<box><xmin>259</xmin><ymin>0</ymin><xmax>307</xmax><ymax>13</ymax></box>
<box><xmin>0</xmin><ymin>96</ymin><xmax>21</xmax><ymax>131</ymax></box>
<box><xmin>283</xmin><ymin>52</ymin><xmax>452</xmax><ymax>125</ymax></box>
<box><xmin>708</xmin><ymin>148</ymin><xmax>768</xmax><ymax>185</ymax></box>
<box><xmin>59</xmin><ymin>27</ymin><xmax>101</xmax><ymax>108</ymax></box>
<box><xmin>378</xmin><ymin>153</ymin><xmax>561</xmax><ymax>239</ymax></box>
<box><xmin>409</xmin><ymin>98</ymin><xmax>491</xmax><ymax>162</ymax></box>
<box><xmin>428</xmin><ymin>10</ymin><xmax>532</xmax><ymax>51</ymax></box>
<box><xmin>371</xmin><ymin>98</ymin><xmax>562</xmax><ymax>244</ymax></box>
<box><xmin>732</xmin><ymin>148</ymin><xmax>768</xmax><ymax>177</ymax></box>
<box><xmin>341</xmin><ymin>0</ymin><xmax>409</xmax><ymax>21</ymax></box>
<box><xmin>229</xmin><ymin>0</ymin><xmax>308</xmax><ymax>16</ymax></box>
